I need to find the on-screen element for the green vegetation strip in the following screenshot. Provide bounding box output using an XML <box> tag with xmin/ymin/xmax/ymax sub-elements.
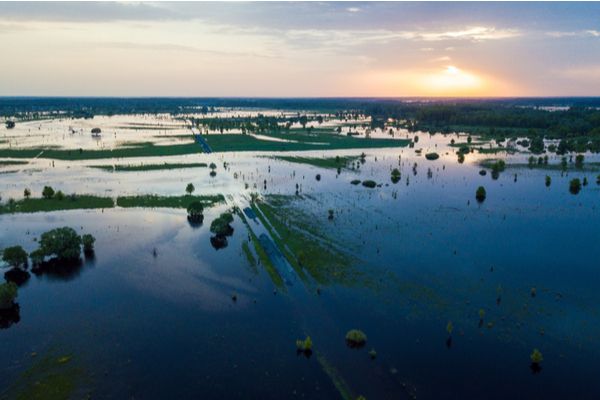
<box><xmin>0</xmin><ymin>196</ymin><xmax>114</xmax><ymax>214</ymax></box>
<box><xmin>116</xmin><ymin>194</ymin><xmax>224</xmax><ymax>209</ymax></box>
<box><xmin>0</xmin><ymin>194</ymin><xmax>224</xmax><ymax>214</ymax></box>
<box><xmin>0</xmin><ymin>142</ymin><xmax>202</xmax><ymax>160</ymax></box>
<box><xmin>89</xmin><ymin>162</ymin><xmax>207</xmax><ymax>172</ymax></box>
<box><xmin>236</xmin><ymin>209</ymin><xmax>284</xmax><ymax>288</ymax></box>
<box><xmin>0</xmin><ymin>160</ymin><xmax>28</xmax><ymax>166</ymax></box>
<box><xmin>269</xmin><ymin>155</ymin><xmax>360</xmax><ymax>170</ymax></box>
<box><xmin>204</xmin><ymin>133</ymin><xmax>410</xmax><ymax>152</ymax></box>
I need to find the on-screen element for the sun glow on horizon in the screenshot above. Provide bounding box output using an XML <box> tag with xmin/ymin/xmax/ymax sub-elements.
<box><xmin>359</xmin><ymin>64</ymin><xmax>516</xmax><ymax>97</ymax></box>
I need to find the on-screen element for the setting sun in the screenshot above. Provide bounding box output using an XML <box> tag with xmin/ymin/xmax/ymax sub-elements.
<box><xmin>418</xmin><ymin>65</ymin><xmax>484</xmax><ymax>95</ymax></box>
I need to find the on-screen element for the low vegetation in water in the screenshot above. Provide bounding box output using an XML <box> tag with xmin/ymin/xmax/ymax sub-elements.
<box><xmin>425</xmin><ymin>152</ymin><xmax>440</xmax><ymax>160</ymax></box>
<box><xmin>569</xmin><ymin>178</ymin><xmax>582</xmax><ymax>194</ymax></box>
<box><xmin>0</xmin><ymin>195</ymin><xmax>114</xmax><ymax>214</ymax></box>
<box><xmin>362</xmin><ymin>180</ymin><xmax>377</xmax><ymax>188</ymax></box>
<box><xmin>475</xmin><ymin>186</ymin><xmax>487</xmax><ymax>202</ymax></box>
<box><xmin>296</xmin><ymin>336</ymin><xmax>313</xmax><ymax>356</ymax></box>
<box><xmin>116</xmin><ymin>194</ymin><xmax>224</xmax><ymax>209</ymax></box>
<box><xmin>90</xmin><ymin>162</ymin><xmax>208</xmax><ymax>172</ymax></box>
<box><xmin>0</xmin><ymin>281</ymin><xmax>18</xmax><ymax>309</ymax></box>
<box><xmin>271</xmin><ymin>155</ymin><xmax>360</xmax><ymax>170</ymax></box>
<box><xmin>345</xmin><ymin>329</ymin><xmax>367</xmax><ymax>348</ymax></box>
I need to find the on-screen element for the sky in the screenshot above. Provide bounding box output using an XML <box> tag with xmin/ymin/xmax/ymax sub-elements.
<box><xmin>0</xmin><ymin>1</ymin><xmax>599</xmax><ymax>97</ymax></box>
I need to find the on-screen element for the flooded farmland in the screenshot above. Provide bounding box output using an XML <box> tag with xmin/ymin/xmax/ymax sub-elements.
<box><xmin>1</xmin><ymin>105</ymin><xmax>600</xmax><ymax>400</ymax></box>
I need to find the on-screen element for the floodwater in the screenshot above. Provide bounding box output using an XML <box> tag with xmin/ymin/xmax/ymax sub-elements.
<box><xmin>1</xmin><ymin>114</ymin><xmax>600</xmax><ymax>399</ymax></box>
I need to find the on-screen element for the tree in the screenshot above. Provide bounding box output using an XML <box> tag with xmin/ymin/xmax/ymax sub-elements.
<box><xmin>476</xmin><ymin>186</ymin><xmax>486</xmax><ymax>202</ymax></box>
<box><xmin>575</xmin><ymin>154</ymin><xmax>584</xmax><ymax>168</ymax></box>
<box><xmin>42</xmin><ymin>186</ymin><xmax>55</xmax><ymax>199</ymax></box>
<box><xmin>23</xmin><ymin>188</ymin><xmax>31</xmax><ymax>199</ymax></box>
<box><xmin>2</xmin><ymin>246</ymin><xmax>28</xmax><ymax>269</ymax></box>
<box><xmin>0</xmin><ymin>282</ymin><xmax>18</xmax><ymax>309</ymax></box>
<box><xmin>185</xmin><ymin>183</ymin><xmax>195</xmax><ymax>195</ymax></box>
<box><xmin>545</xmin><ymin>176</ymin><xmax>551</xmax><ymax>187</ymax></box>
<box><xmin>187</xmin><ymin>201</ymin><xmax>204</xmax><ymax>223</ymax></box>
<box><xmin>82</xmin><ymin>234</ymin><xmax>96</xmax><ymax>254</ymax></box>
<box><xmin>55</xmin><ymin>190</ymin><xmax>65</xmax><ymax>201</ymax></box>
<box><xmin>5</xmin><ymin>120</ymin><xmax>15</xmax><ymax>129</ymax></box>
<box><xmin>38</xmin><ymin>227</ymin><xmax>82</xmax><ymax>260</ymax></box>
<box><xmin>569</xmin><ymin>178</ymin><xmax>582</xmax><ymax>194</ymax></box>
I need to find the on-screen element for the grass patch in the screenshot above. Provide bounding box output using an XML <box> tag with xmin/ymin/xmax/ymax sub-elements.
<box><xmin>0</xmin><ymin>142</ymin><xmax>203</xmax><ymax>160</ymax></box>
<box><xmin>237</xmin><ymin>209</ymin><xmax>284</xmax><ymax>288</ymax></box>
<box><xmin>252</xmin><ymin>199</ymin><xmax>358</xmax><ymax>286</ymax></box>
<box><xmin>0</xmin><ymin>160</ymin><xmax>28</xmax><ymax>167</ymax></box>
<box><xmin>270</xmin><ymin>155</ymin><xmax>359</xmax><ymax>170</ymax></box>
<box><xmin>116</xmin><ymin>194</ymin><xmax>224</xmax><ymax>209</ymax></box>
<box><xmin>0</xmin><ymin>195</ymin><xmax>114</xmax><ymax>214</ymax></box>
<box><xmin>3</xmin><ymin>351</ymin><xmax>84</xmax><ymax>400</ymax></box>
<box><xmin>203</xmin><ymin>133</ymin><xmax>410</xmax><ymax>152</ymax></box>
<box><xmin>241</xmin><ymin>240</ymin><xmax>258</xmax><ymax>274</ymax></box>
<box><xmin>89</xmin><ymin>162</ymin><xmax>208</xmax><ymax>172</ymax></box>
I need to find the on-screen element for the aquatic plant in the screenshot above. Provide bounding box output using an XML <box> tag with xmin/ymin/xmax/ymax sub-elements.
<box><xmin>0</xmin><ymin>281</ymin><xmax>18</xmax><ymax>309</ymax></box>
<box><xmin>457</xmin><ymin>153</ymin><xmax>465</xmax><ymax>163</ymax></box>
<box><xmin>37</xmin><ymin>227</ymin><xmax>82</xmax><ymax>261</ymax></box>
<box><xmin>479</xmin><ymin>170</ymin><xmax>487</xmax><ymax>176</ymax></box>
<box><xmin>569</xmin><ymin>178</ymin><xmax>581</xmax><ymax>194</ymax></box>
<box><xmin>345</xmin><ymin>329</ymin><xmax>367</xmax><ymax>348</ymax></box>
<box><xmin>316</xmin><ymin>174</ymin><xmax>321</xmax><ymax>181</ymax></box>
<box><xmin>575</xmin><ymin>154</ymin><xmax>584</xmax><ymax>168</ymax></box>
<box><xmin>583</xmin><ymin>177</ymin><xmax>588</xmax><ymax>186</ymax></box>
<box><xmin>391</xmin><ymin>168</ymin><xmax>401</xmax><ymax>183</ymax></box>
<box><xmin>362</xmin><ymin>180</ymin><xmax>377</xmax><ymax>189</ymax></box>
<box><xmin>425</xmin><ymin>152</ymin><xmax>439</xmax><ymax>160</ymax></box>
<box><xmin>368</xmin><ymin>349</ymin><xmax>377</xmax><ymax>360</ymax></box>
<box><xmin>82</xmin><ymin>234</ymin><xmax>96</xmax><ymax>254</ymax></box>
<box><xmin>478</xmin><ymin>309</ymin><xmax>485</xmax><ymax>320</ymax></box>
<box><xmin>185</xmin><ymin>183</ymin><xmax>195</xmax><ymax>195</ymax></box>
<box><xmin>530</xmin><ymin>287</ymin><xmax>537</xmax><ymax>297</ymax></box>
<box><xmin>475</xmin><ymin>186</ymin><xmax>486</xmax><ymax>202</ymax></box>
<box><xmin>545</xmin><ymin>176</ymin><xmax>551</xmax><ymax>187</ymax></box>
<box><xmin>42</xmin><ymin>186</ymin><xmax>55</xmax><ymax>199</ymax></box>
<box><xmin>530</xmin><ymin>348</ymin><xmax>543</xmax><ymax>364</ymax></box>
<box><xmin>350</xmin><ymin>180</ymin><xmax>361</xmax><ymax>185</ymax></box>
<box><xmin>296</xmin><ymin>336</ymin><xmax>313</xmax><ymax>356</ymax></box>
<box><xmin>446</xmin><ymin>321</ymin><xmax>454</xmax><ymax>335</ymax></box>
<box><xmin>2</xmin><ymin>246</ymin><xmax>28</xmax><ymax>269</ymax></box>
<box><xmin>328</xmin><ymin>209</ymin><xmax>334</xmax><ymax>220</ymax></box>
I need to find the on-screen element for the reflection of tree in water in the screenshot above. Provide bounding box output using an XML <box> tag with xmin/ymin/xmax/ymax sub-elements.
<box><xmin>0</xmin><ymin>303</ymin><xmax>20</xmax><ymax>329</ymax></box>
<box><xmin>210</xmin><ymin>212</ymin><xmax>235</xmax><ymax>250</ymax></box>
<box><xmin>4</xmin><ymin>268</ymin><xmax>31</xmax><ymax>286</ymax></box>
<box><xmin>32</xmin><ymin>257</ymin><xmax>85</xmax><ymax>281</ymax></box>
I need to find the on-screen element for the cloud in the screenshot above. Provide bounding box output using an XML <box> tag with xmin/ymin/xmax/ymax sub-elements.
<box><xmin>347</xmin><ymin>7</ymin><xmax>361</xmax><ymax>13</ymax></box>
<box><xmin>546</xmin><ymin>30</ymin><xmax>600</xmax><ymax>38</ymax></box>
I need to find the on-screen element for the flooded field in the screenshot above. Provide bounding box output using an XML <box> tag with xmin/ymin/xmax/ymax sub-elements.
<box><xmin>1</xmin><ymin>110</ymin><xmax>600</xmax><ymax>399</ymax></box>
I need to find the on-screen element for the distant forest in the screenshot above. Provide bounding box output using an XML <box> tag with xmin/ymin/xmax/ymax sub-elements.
<box><xmin>2</xmin><ymin>97</ymin><xmax>600</xmax><ymax>152</ymax></box>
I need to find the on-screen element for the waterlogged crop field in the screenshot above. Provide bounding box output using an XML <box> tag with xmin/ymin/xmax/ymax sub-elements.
<box><xmin>1</xmin><ymin>107</ymin><xmax>600</xmax><ymax>399</ymax></box>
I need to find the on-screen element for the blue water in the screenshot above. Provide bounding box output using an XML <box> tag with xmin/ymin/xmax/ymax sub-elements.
<box><xmin>1</xmin><ymin>151</ymin><xmax>600</xmax><ymax>399</ymax></box>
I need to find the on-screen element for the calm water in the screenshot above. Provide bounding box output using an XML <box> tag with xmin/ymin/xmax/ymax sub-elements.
<box><xmin>1</xmin><ymin>132</ymin><xmax>600</xmax><ymax>398</ymax></box>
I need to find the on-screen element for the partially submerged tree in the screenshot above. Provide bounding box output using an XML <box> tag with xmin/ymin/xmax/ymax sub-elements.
<box><xmin>23</xmin><ymin>188</ymin><xmax>31</xmax><ymax>199</ymax></box>
<box><xmin>475</xmin><ymin>186</ymin><xmax>486</xmax><ymax>202</ymax></box>
<box><xmin>295</xmin><ymin>336</ymin><xmax>313</xmax><ymax>357</ymax></box>
<box><xmin>82</xmin><ymin>234</ymin><xmax>96</xmax><ymax>254</ymax></box>
<box><xmin>187</xmin><ymin>201</ymin><xmax>204</xmax><ymax>224</ymax></box>
<box><xmin>37</xmin><ymin>227</ymin><xmax>82</xmax><ymax>261</ymax></box>
<box><xmin>0</xmin><ymin>282</ymin><xmax>18</xmax><ymax>309</ymax></box>
<box><xmin>2</xmin><ymin>246</ymin><xmax>28</xmax><ymax>269</ymax></box>
<box><xmin>569</xmin><ymin>178</ymin><xmax>582</xmax><ymax>194</ymax></box>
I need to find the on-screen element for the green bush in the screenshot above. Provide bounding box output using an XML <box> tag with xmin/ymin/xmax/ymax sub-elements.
<box><xmin>2</xmin><ymin>245</ymin><xmax>28</xmax><ymax>269</ymax></box>
<box><xmin>187</xmin><ymin>201</ymin><xmax>204</xmax><ymax>221</ymax></box>
<box><xmin>0</xmin><ymin>282</ymin><xmax>18</xmax><ymax>309</ymax></box>
<box><xmin>38</xmin><ymin>227</ymin><xmax>82</xmax><ymax>260</ymax></box>
<box><xmin>345</xmin><ymin>329</ymin><xmax>367</xmax><ymax>348</ymax></box>
<box><xmin>185</xmin><ymin>183</ymin><xmax>195</xmax><ymax>195</ymax></box>
<box><xmin>42</xmin><ymin>186</ymin><xmax>55</xmax><ymax>199</ymax></box>
<box><xmin>475</xmin><ymin>186</ymin><xmax>486</xmax><ymax>202</ymax></box>
<box><xmin>361</xmin><ymin>180</ymin><xmax>377</xmax><ymax>188</ymax></box>
<box><xmin>569</xmin><ymin>178</ymin><xmax>582</xmax><ymax>194</ymax></box>
<box><xmin>82</xmin><ymin>234</ymin><xmax>96</xmax><ymax>253</ymax></box>
<box><xmin>425</xmin><ymin>152</ymin><xmax>440</xmax><ymax>160</ymax></box>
